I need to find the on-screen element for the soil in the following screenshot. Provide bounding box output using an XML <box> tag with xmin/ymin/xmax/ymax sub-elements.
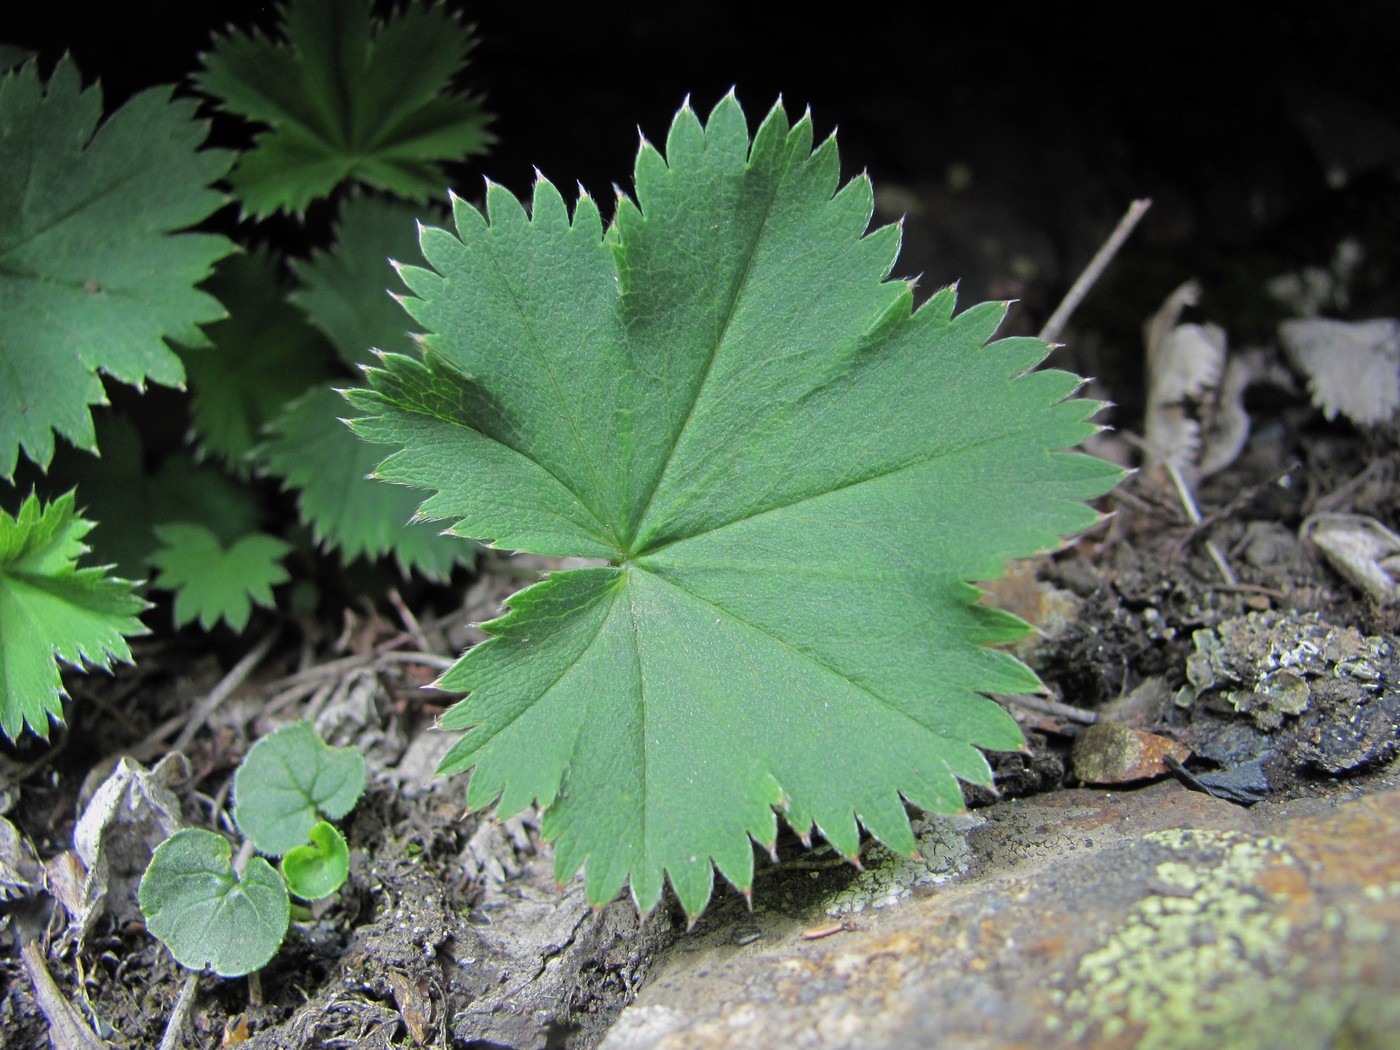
<box><xmin>3</xmin><ymin>4</ymin><xmax>1399</xmax><ymax>1048</ymax></box>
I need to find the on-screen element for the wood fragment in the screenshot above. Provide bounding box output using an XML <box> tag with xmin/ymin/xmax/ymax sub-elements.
<box><xmin>999</xmin><ymin>692</ymin><xmax>1098</xmax><ymax>725</ymax></box>
<box><xmin>20</xmin><ymin>940</ymin><xmax>110</xmax><ymax>1050</ymax></box>
<box><xmin>170</xmin><ymin>629</ymin><xmax>280</xmax><ymax>754</ymax></box>
<box><xmin>157</xmin><ymin>972</ymin><xmax>200</xmax><ymax>1050</ymax></box>
<box><xmin>801</xmin><ymin>919</ymin><xmax>858</xmax><ymax>940</ymax></box>
<box><xmin>1166</xmin><ymin>461</ymin><xmax>1238</xmax><ymax>586</ymax></box>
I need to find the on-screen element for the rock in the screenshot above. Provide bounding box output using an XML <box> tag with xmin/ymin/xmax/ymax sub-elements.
<box><xmin>602</xmin><ymin>775</ymin><xmax>1400</xmax><ymax>1050</ymax></box>
<box><xmin>1071</xmin><ymin>721</ymin><xmax>1191</xmax><ymax>784</ymax></box>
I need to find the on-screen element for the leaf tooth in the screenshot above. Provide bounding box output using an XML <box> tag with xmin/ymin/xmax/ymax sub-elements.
<box><xmin>484</xmin><ymin>178</ymin><xmax>528</xmax><ymax>227</ymax></box>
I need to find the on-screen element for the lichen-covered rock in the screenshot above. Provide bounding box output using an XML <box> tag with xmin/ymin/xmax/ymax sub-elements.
<box><xmin>602</xmin><ymin>778</ymin><xmax>1400</xmax><ymax>1050</ymax></box>
<box><xmin>1178</xmin><ymin>611</ymin><xmax>1399</xmax><ymax>772</ymax></box>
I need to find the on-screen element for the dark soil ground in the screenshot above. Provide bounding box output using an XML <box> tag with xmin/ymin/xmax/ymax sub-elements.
<box><xmin>3</xmin><ymin>4</ymin><xmax>1399</xmax><ymax>1048</ymax></box>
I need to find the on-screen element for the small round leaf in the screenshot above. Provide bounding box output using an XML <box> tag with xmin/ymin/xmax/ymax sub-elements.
<box><xmin>233</xmin><ymin>721</ymin><xmax>366</xmax><ymax>855</ymax></box>
<box><xmin>280</xmin><ymin>820</ymin><xmax>350</xmax><ymax>900</ymax></box>
<box><xmin>138</xmin><ymin>828</ymin><xmax>290</xmax><ymax>977</ymax></box>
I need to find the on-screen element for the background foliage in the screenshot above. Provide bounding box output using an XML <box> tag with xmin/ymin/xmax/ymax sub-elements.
<box><xmin>0</xmin><ymin>0</ymin><xmax>490</xmax><ymax>739</ymax></box>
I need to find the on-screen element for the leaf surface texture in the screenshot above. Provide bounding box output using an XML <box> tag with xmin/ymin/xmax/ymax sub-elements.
<box><xmin>348</xmin><ymin>96</ymin><xmax>1121</xmax><ymax>915</ymax></box>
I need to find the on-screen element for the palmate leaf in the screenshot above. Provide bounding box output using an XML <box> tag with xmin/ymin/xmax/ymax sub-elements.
<box><xmin>347</xmin><ymin>95</ymin><xmax>1122</xmax><ymax>917</ymax></box>
<box><xmin>288</xmin><ymin>195</ymin><xmax>432</xmax><ymax>370</ymax></box>
<box><xmin>149</xmin><ymin>524</ymin><xmax>290</xmax><ymax>631</ymax></box>
<box><xmin>195</xmin><ymin>0</ymin><xmax>492</xmax><ymax>219</ymax></box>
<box><xmin>258</xmin><ymin>197</ymin><xmax>471</xmax><ymax>579</ymax></box>
<box><xmin>0</xmin><ymin>492</ymin><xmax>148</xmax><ymax>741</ymax></box>
<box><xmin>0</xmin><ymin>56</ymin><xmax>234</xmax><ymax>479</ymax></box>
<box><xmin>45</xmin><ymin>415</ymin><xmax>264</xmax><ymax>580</ymax></box>
<box><xmin>261</xmin><ymin>387</ymin><xmax>467</xmax><ymax>580</ymax></box>
<box><xmin>178</xmin><ymin>252</ymin><xmax>337</xmax><ymax>471</ymax></box>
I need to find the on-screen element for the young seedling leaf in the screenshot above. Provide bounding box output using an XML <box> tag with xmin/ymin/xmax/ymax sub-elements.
<box><xmin>0</xmin><ymin>56</ymin><xmax>234</xmax><ymax>480</ymax></box>
<box><xmin>138</xmin><ymin>827</ymin><xmax>290</xmax><ymax>977</ymax></box>
<box><xmin>195</xmin><ymin>0</ymin><xmax>492</xmax><ymax>219</ymax></box>
<box><xmin>178</xmin><ymin>252</ymin><xmax>337</xmax><ymax>471</ymax></box>
<box><xmin>258</xmin><ymin>197</ymin><xmax>472</xmax><ymax>578</ymax></box>
<box><xmin>346</xmin><ymin>95</ymin><xmax>1123</xmax><ymax>917</ymax></box>
<box><xmin>0</xmin><ymin>492</ymin><xmax>148</xmax><ymax>741</ymax></box>
<box><xmin>233</xmin><ymin>721</ymin><xmax>367</xmax><ymax>856</ymax></box>
<box><xmin>280</xmin><ymin>819</ymin><xmax>350</xmax><ymax>900</ymax></box>
<box><xmin>148</xmin><ymin>524</ymin><xmax>291</xmax><ymax>631</ymax></box>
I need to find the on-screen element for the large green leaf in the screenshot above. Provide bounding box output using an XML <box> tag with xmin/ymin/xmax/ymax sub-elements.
<box><xmin>195</xmin><ymin>0</ymin><xmax>492</xmax><ymax>219</ymax></box>
<box><xmin>0</xmin><ymin>56</ymin><xmax>234</xmax><ymax>479</ymax></box>
<box><xmin>346</xmin><ymin>96</ymin><xmax>1122</xmax><ymax>917</ymax></box>
<box><xmin>0</xmin><ymin>492</ymin><xmax>148</xmax><ymax>741</ymax></box>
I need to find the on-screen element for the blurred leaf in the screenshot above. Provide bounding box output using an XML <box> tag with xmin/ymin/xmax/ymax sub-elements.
<box><xmin>195</xmin><ymin>0</ymin><xmax>492</xmax><ymax>218</ymax></box>
<box><xmin>179</xmin><ymin>252</ymin><xmax>337</xmax><ymax>471</ymax></box>
<box><xmin>0</xmin><ymin>492</ymin><xmax>148</xmax><ymax>740</ymax></box>
<box><xmin>148</xmin><ymin>523</ymin><xmax>290</xmax><ymax>630</ymax></box>
<box><xmin>0</xmin><ymin>56</ymin><xmax>233</xmax><ymax>478</ymax></box>
<box><xmin>289</xmin><ymin>194</ymin><xmax>432</xmax><ymax>368</ymax></box>
<box><xmin>261</xmin><ymin>387</ymin><xmax>469</xmax><ymax>579</ymax></box>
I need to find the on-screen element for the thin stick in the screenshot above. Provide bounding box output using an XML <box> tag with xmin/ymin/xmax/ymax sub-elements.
<box><xmin>377</xmin><ymin>650</ymin><xmax>456</xmax><ymax>671</ymax></box>
<box><xmin>387</xmin><ymin>588</ymin><xmax>432</xmax><ymax>653</ymax></box>
<box><xmin>157</xmin><ymin>972</ymin><xmax>200</xmax><ymax>1050</ymax></box>
<box><xmin>21</xmin><ymin>941</ymin><xmax>107</xmax><ymax>1050</ymax></box>
<box><xmin>171</xmin><ymin>630</ymin><xmax>279</xmax><ymax>754</ymax></box>
<box><xmin>1166</xmin><ymin>462</ymin><xmax>1238</xmax><ymax>586</ymax></box>
<box><xmin>999</xmin><ymin>692</ymin><xmax>1098</xmax><ymax>725</ymax></box>
<box><xmin>1039</xmin><ymin>198</ymin><xmax>1152</xmax><ymax>344</ymax></box>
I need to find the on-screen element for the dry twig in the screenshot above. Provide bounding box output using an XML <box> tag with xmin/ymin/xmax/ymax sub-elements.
<box><xmin>1039</xmin><ymin>198</ymin><xmax>1152</xmax><ymax>344</ymax></box>
<box><xmin>1166</xmin><ymin>462</ymin><xmax>1238</xmax><ymax>586</ymax></box>
<box><xmin>999</xmin><ymin>692</ymin><xmax>1098</xmax><ymax>725</ymax></box>
<box><xmin>21</xmin><ymin>941</ymin><xmax>109</xmax><ymax>1050</ymax></box>
<box><xmin>170</xmin><ymin>629</ymin><xmax>280</xmax><ymax>754</ymax></box>
<box><xmin>156</xmin><ymin>972</ymin><xmax>199</xmax><ymax>1050</ymax></box>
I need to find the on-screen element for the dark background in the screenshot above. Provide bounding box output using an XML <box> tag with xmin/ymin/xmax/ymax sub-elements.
<box><xmin>7</xmin><ymin>1</ymin><xmax>1400</xmax><ymax>375</ymax></box>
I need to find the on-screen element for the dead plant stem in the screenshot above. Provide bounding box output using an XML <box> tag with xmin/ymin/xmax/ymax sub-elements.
<box><xmin>1166</xmin><ymin>462</ymin><xmax>1238</xmax><ymax>586</ymax></box>
<box><xmin>170</xmin><ymin>629</ymin><xmax>280</xmax><ymax>754</ymax></box>
<box><xmin>157</xmin><ymin>972</ymin><xmax>199</xmax><ymax>1050</ymax></box>
<box><xmin>999</xmin><ymin>692</ymin><xmax>1098</xmax><ymax>725</ymax></box>
<box><xmin>1039</xmin><ymin>198</ymin><xmax>1152</xmax><ymax>344</ymax></box>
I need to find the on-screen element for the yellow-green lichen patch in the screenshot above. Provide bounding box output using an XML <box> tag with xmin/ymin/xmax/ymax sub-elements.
<box><xmin>1060</xmin><ymin>828</ymin><xmax>1334</xmax><ymax>1049</ymax></box>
